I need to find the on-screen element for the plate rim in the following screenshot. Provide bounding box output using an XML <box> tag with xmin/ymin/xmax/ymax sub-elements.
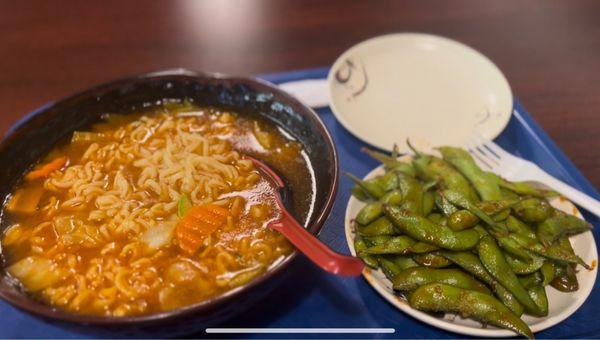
<box><xmin>327</xmin><ymin>32</ymin><xmax>514</xmax><ymax>152</ymax></box>
<box><xmin>344</xmin><ymin>163</ymin><xmax>598</xmax><ymax>337</ymax></box>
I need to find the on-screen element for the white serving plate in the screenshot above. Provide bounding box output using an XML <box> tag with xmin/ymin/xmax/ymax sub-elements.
<box><xmin>328</xmin><ymin>33</ymin><xmax>513</xmax><ymax>153</ymax></box>
<box><xmin>345</xmin><ymin>160</ymin><xmax>598</xmax><ymax>337</ymax></box>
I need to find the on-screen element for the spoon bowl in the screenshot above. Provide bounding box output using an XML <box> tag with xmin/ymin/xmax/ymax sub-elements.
<box><xmin>247</xmin><ymin>156</ymin><xmax>364</xmax><ymax>277</ymax></box>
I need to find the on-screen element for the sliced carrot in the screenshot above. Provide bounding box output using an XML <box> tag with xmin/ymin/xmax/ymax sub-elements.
<box><xmin>176</xmin><ymin>204</ymin><xmax>229</xmax><ymax>255</ymax></box>
<box><xmin>25</xmin><ymin>156</ymin><xmax>68</xmax><ymax>181</ymax></box>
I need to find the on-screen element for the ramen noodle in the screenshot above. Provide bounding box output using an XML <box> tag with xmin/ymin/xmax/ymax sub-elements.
<box><xmin>0</xmin><ymin>101</ymin><xmax>314</xmax><ymax>316</ymax></box>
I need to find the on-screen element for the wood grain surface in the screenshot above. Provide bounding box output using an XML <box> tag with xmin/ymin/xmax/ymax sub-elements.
<box><xmin>1</xmin><ymin>0</ymin><xmax>600</xmax><ymax>187</ymax></box>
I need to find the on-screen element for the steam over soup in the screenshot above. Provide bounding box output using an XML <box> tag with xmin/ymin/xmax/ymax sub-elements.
<box><xmin>1</xmin><ymin>101</ymin><xmax>314</xmax><ymax>316</ymax></box>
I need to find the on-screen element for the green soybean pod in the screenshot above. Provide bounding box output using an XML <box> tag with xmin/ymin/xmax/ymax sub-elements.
<box><xmin>441</xmin><ymin>190</ymin><xmax>504</xmax><ymax>233</ymax></box>
<box><xmin>384</xmin><ymin>205</ymin><xmax>480</xmax><ymax>251</ymax></box>
<box><xmin>512</xmin><ymin>198</ymin><xmax>553</xmax><ymax>223</ymax></box>
<box><xmin>506</xmin><ymin>253</ymin><xmax>545</xmax><ymax>275</ymax></box>
<box><xmin>398</xmin><ymin>175</ymin><xmax>423</xmax><ymax>215</ymax></box>
<box><xmin>392</xmin><ymin>267</ymin><xmax>490</xmax><ymax>294</ymax></box>
<box><xmin>427</xmin><ymin>213</ymin><xmax>446</xmax><ymax>225</ymax></box>
<box><xmin>551</xmin><ymin>263</ymin><xmax>579</xmax><ymax>292</ymax></box>
<box><xmin>540</xmin><ymin>261</ymin><xmax>555</xmax><ymax>286</ymax></box>
<box><xmin>356</xmin><ymin>202</ymin><xmax>383</xmax><ymax>225</ymax></box>
<box><xmin>389</xmin><ymin>255</ymin><xmax>420</xmax><ymax>271</ymax></box>
<box><xmin>528</xmin><ymin>285</ymin><xmax>549</xmax><ymax>317</ymax></box>
<box><xmin>381</xmin><ymin>190</ymin><xmax>403</xmax><ymax>206</ymax></box>
<box><xmin>477</xmin><ymin>235</ymin><xmax>544</xmax><ymax>316</ymax></box>
<box><xmin>353</xmin><ymin>235</ymin><xmax>378</xmax><ymax>268</ymax></box>
<box><xmin>358</xmin><ymin>216</ymin><xmax>397</xmax><ymax>237</ymax></box>
<box><xmin>495</xmin><ymin>235</ymin><xmax>533</xmax><ymax>262</ymax></box>
<box><xmin>510</xmin><ymin>233</ymin><xmax>590</xmax><ymax>269</ymax></box>
<box><xmin>346</xmin><ymin>173</ymin><xmax>386</xmax><ymax>199</ymax></box>
<box><xmin>440</xmin><ymin>250</ymin><xmax>524</xmax><ymax>316</ymax></box>
<box><xmin>408</xmin><ymin>242</ymin><xmax>440</xmax><ymax>254</ymax></box>
<box><xmin>438</xmin><ymin>146</ymin><xmax>502</xmax><ymax>201</ymax></box>
<box><xmin>536</xmin><ymin>210</ymin><xmax>591</xmax><ymax>247</ymax></box>
<box><xmin>377</xmin><ymin>257</ymin><xmax>402</xmax><ymax>280</ymax></box>
<box><xmin>412</xmin><ymin>154</ymin><xmax>479</xmax><ymax>202</ymax></box>
<box><xmin>422</xmin><ymin>191</ymin><xmax>435</xmax><ymax>216</ymax></box>
<box><xmin>518</xmin><ymin>272</ymin><xmax>543</xmax><ymax>290</ymax></box>
<box><xmin>409</xmin><ymin>284</ymin><xmax>533</xmax><ymax>339</ymax></box>
<box><xmin>505</xmin><ymin>215</ymin><xmax>537</xmax><ymax>240</ymax></box>
<box><xmin>363</xmin><ymin>236</ymin><xmax>415</xmax><ymax>255</ymax></box>
<box><xmin>435</xmin><ymin>192</ymin><xmax>458</xmax><ymax>217</ymax></box>
<box><xmin>374</xmin><ymin>171</ymin><xmax>399</xmax><ymax>192</ymax></box>
<box><xmin>447</xmin><ymin>209</ymin><xmax>479</xmax><ymax>231</ymax></box>
<box><xmin>412</xmin><ymin>252</ymin><xmax>452</xmax><ymax>268</ymax></box>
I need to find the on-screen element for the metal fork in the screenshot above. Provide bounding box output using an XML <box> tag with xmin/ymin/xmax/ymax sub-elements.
<box><xmin>467</xmin><ymin>134</ymin><xmax>600</xmax><ymax>218</ymax></box>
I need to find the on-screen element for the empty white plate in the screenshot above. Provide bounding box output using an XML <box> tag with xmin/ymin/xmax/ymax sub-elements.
<box><xmin>345</xmin><ymin>161</ymin><xmax>598</xmax><ymax>337</ymax></box>
<box><xmin>328</xmin><ymin>33</ymin><xmax>513</xmax><ymax>152</ymax></box>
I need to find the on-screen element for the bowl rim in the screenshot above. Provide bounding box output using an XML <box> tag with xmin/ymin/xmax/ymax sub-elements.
<box><xmin>0</xmin><ymin>68</ymin><xmax>339</xmax><ymax>326</ymax></box>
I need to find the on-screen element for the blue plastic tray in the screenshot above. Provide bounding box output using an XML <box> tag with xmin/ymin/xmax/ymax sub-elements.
<box><xmin>1</xmin><ymin>67</ymin><xmax>599</xmax><ymax>338</ymax></box>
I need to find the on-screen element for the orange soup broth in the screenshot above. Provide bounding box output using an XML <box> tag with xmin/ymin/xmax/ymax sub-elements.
<box><xmin>0</xmin><ymin>102</ymin><xmax>314</xmax><ymax>316</ymax></box>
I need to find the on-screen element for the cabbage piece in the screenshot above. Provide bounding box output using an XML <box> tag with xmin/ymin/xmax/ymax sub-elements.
<box><xmin>7</xmin><ymin>256</ymin><xmax>64</xmax><ymax>291</ymax></box>
<box><xmin>141</xmin><ymin>222</ymin><xmax>176</xmax><ymax>250</ymax></box>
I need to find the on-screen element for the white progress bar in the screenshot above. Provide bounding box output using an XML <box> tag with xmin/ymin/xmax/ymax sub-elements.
<box><xmin>205</xmin><ymin>328</ymin><xmax>395</xmax><ymax>334</ymax></box>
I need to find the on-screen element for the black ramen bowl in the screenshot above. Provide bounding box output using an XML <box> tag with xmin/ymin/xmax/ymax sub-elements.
<box><xmin>0</xmin><ymin>69</ymin><xmax>338</xmax><ymax>336</ymax></box>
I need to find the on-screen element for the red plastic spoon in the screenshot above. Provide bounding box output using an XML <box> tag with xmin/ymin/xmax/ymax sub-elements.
<box><xmin>247</xmin><ymin>156</ymin><xmax>365</xmax><ymax>277</ymax></box>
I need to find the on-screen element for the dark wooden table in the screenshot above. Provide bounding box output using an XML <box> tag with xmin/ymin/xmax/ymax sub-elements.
<box><xmin>2</xmin><ymin>0</ymin><xmax>600</xmax><ymax>187</ymax></box>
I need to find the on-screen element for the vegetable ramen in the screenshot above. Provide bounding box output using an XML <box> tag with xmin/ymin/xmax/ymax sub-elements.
<box><xmin>0</xmin><ymin>101</ymin><xmax>314</xmax><ymax>316</ymax></box>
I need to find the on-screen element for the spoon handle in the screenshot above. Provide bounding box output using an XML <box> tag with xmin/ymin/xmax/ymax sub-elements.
<box><xmin>269</xmin><ymin>209</ymin><xmax>365</xmax><ymax>277</ymax></box>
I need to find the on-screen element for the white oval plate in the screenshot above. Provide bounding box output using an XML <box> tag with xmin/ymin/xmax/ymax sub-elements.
<box><xmin>345</xmin><ymin>162</ymin><xmax>598</xmax><ymax>337</ymax></box>
<box><xmin>328</xmin><ymin>33</ymin><xmax>513</xmax><ymax>153</ymax></box>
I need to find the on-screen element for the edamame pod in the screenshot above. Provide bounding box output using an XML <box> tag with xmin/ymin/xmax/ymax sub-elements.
<box><xmin>362</xmin><ymin>147</ymin><xmax>417</xmax><ymax>177</ymax></box>
<box><xmin>441</xmin><ymin>190</ymin><xmax>505</xmax><ymax>234</ymax></box>
<box><xmin>409</xmin><ymin>242</ymin><xmax>440</xmax><ymax>254</ymax></box>
<box><xmin>438</xmin><ymin>146</ymin><xmax>502</xmax><ymax>201</ymax></box>
<box><xmin>435</xmin><ymin>193</ymin><xmax>458</xmax><ymax>217</ymax></box>
<box><xmin>356</xmin><ymin>202</ymin><xmax>383</xmax><ymax>225</ymax></box>
<box><xmin>384</xmin><ymin>205</ymin><xmax>480</xmax><ymax>251</ymax></box>
<box><xmin>506</xmin><ymin>215</ymin><xmax>536</xmax><ymax>240</ymax></box>
<box><xmin>398</xmin><ymin>175</ymin><xmax>423</xmax><ymax>215</ymax></box>
<box><xmin>412</xmin><ymin>252</ymin><xmax>452</xmax><ymax>268</ymax></box>
<box><xmin>427</xmin><ymin>213</ymin><xmax>446</xmax><ymax>225</ymax></box>
<box><xmin>518</xmin><ymin>272</ymin><xmax>543</xmax><ymax>290</ymax></box>
<box><xmin>374</xmin><ymin>171</ymin><xmax>399</xmax><ymax>192</ymax></box>
<box><xmin>528</xmin><ymin>285</ymin><xmax>548</xmax><ymax>317</ymax></box>
<box><xmin>409</xmin><ymin>284</ymin><xmax>533</xmax><ymax>339</ymax></box>
<box><xmin>358</xmin><ymin>216</ymin><xmax>397</xmax><ymax>236</ymax></box>
<box><xmin>351</xmin><ymin>186</ymin><xmax>370</xmax><ymax>201</ymax></box>
<box><xmin>496</xmin><ymin>235</ymin><xmax>533</xmax><ymax>262</ymax></box>
<box><xmin>392</xmin><ymin>267</ymin><xmax>490</xmax><ymax>294</ymax></box>
<box><xmin>477</xmin><ymin>235</ymin><xmax>544</xmax><ymax>316</ymax></box>
<box><xmin>540</xmin><ymin>261</ymin><xmax>555</xmax><ymax>286</ymax></box>
<box><xmin>506</xmin><ymin>252</ymin><xmax>545</xmax><ymax>275</ymax></box>
<box><xmin>389</xmin><ymin>255</ymin><xmax>420</xmax><ymax>270</ymax></box>
<box><xmin>536</xmin><ymin>210</ymin><xmax>591</xmax><ymax>246</ymax></box>
<box><xmin>509</xmin><ymin>234</ymin><xmax>590</xmax><ymax>269</ymax></box>
<box><xmin>447</xmin><ymin>209</ymin><xmax>479</xmax><ymax>231</ymax></box>
<box><xmin>551</xmin><ymin>263</ymin><xmax>579</xmax><ymax>292</ymax></box>
<box><xmin>346</xmin><ymin>173</ymin><xmax>386</xmax><ymax>199</ymax></box>
<box><xmin>363</xmin><ymin>236</ymin><xmax>416</xmax><ymax>255</ymax></box>
<box><xmin>422</xmin><ymin>191</ymin><xmax>435</xmax><ymax>216</ymax></box>
<box><xmin>512</xmin><ymin>198</ymin><xmax>553</xmax><ymax>223</ymax></box>
<box><xmin>377</xmin><ymin>257</ymin><xmax>402</xmax><ymax>280</ymax></box>
<box><xmin>381</xmin><ymin>190</ymin><xmax>403</xmax><ymax>205</ymax></box>
<box><xmin>354</xmin><ymin>235</ymin><xmax>378</xmax><ymax>268</ymax></box>
<box><xmin>440</xmin><ymin>250</ymin><xmax>524</xmax><ymax>316</ymax></box>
